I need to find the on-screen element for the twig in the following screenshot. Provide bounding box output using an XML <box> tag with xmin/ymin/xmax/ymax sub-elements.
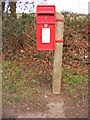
<box><xmin>22</xmin><ymin>31</ymin><xmax>36</xmax><ymax>41</ymax></box>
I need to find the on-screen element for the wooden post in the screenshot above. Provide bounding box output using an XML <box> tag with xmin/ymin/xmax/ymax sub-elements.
<box><xmin>52</xmin><ymin>12</ymin><xmax>64</xmax><ymax>94</ymax></box>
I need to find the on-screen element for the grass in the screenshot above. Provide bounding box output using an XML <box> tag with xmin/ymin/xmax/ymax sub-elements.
<box><xmin>31</xmin><ymin>80</ymin><xmax>37</xmax><ymax>84</ymax></box>
<box><xmin>2</xmin><ymin>59</ymin><xmax>88</xmax><ymax>104</ymax></box>
<box><xmin>2</xmin><ymin>60</ymin><xmax>41</xmax><ymax>105</ymax></box>
<box><xmin>62</xmin><ymin>68</ymin><xmax>88</xmax><ymax>97</ymax></box>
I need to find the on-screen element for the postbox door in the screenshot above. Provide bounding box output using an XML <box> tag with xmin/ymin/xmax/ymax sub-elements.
<box><xmin>37</xmin><ymin>23</ymin><xmax>55</xmax><ymax>50</ymax></box>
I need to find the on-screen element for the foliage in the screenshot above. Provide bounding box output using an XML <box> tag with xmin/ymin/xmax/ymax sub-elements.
<box><xmin>31</xmin><ymin>80</ymin><xmax>37</xmax><ymax>84</ymax></box>
<box><xmin>2</xmin><ymin>13</ymin><xmax>35</xmax><ymax>60</ymax></box>
<box><xmin>63</xmin><ymin>14</ymin><xmax>88</xmax><ymax>73</ymax></box>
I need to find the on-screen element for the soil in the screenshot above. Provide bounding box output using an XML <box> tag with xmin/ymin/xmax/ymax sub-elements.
<box><xmin>2</xmin><ymin>84</ymin><xmax>88</xmax><ymax>119</ymax></box>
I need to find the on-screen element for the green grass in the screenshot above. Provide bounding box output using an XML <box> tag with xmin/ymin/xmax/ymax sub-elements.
<box><xmin>2</xmin><ymin>60</ymin><xmax>41</xmax><ymax>105</ymax></box>
<box><xmin>31</xmin><ymin>80</ymin><xmax>37</xmax><ymax>84</ymax></box>
<box><xmin>63</xmin><ymin>68</ymin><xmax>88</xmax><ymax>97</ymax></box>
<box><xmin>2</xmin><ymin>58</ymin><xmax>88</xmax><ymax>104</ymax></box>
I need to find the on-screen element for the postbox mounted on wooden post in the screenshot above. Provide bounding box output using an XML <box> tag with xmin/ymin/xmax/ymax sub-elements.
<box><xmin>36</xmin><ymin>5</ymin><xmax>56</xmax><ymax>50</ymax></box>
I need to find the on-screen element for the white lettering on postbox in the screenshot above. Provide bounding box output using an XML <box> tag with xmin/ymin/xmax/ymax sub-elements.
<box><xmin>42</xmin><ymin>28</ymin><xmax>50</xmax><ymax>43</ymax></box>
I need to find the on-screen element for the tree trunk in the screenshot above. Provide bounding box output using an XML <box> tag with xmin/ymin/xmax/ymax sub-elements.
<box><xmin>9</xmin><ymin>0</ymin><xmax>16</xmax><ymax>18</ymax></box>
<box><xmin>2</xmin><ymin>2</ymin><xmax>5</xmax><ymax>19</ymax></box>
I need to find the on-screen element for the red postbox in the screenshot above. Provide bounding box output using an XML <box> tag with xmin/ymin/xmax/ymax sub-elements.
<box><xmin>36</xmin><ymin>5</ymin><xmax>56</xmax><ymax>50</ymax></box>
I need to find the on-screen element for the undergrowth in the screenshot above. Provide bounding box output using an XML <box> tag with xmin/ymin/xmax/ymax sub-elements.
<box><xmin>2</xmin><ymin>60</ymin><xmax>41</xmax><ymax>105</ymax></box>
<box><xmin>62</xmin><ymin>68</ymin><xmax>88</xmax><ymax>98</ymax></box>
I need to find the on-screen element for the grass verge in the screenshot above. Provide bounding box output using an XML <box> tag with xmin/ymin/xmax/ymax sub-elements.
<box><xmin>62</xmin><ymin>68</ymin><xmax>88</xmax><ymax>98</ymax></box>
<box><xmin>2</xmin><ymin>60</ymin><xmax>41</xmax><ymax>105</ymax></box>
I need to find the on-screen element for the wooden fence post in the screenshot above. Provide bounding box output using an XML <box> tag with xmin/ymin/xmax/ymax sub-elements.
<box><xmin>52</xmin><ymin>12</ymin><xmax>64</xmax><ymax>94</ymax></box>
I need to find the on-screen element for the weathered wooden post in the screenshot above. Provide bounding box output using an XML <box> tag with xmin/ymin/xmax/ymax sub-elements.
<box><xmin>52</xmin><ymin>12</ymin><xmax>64</xmax><ymax>94</ymax></box>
